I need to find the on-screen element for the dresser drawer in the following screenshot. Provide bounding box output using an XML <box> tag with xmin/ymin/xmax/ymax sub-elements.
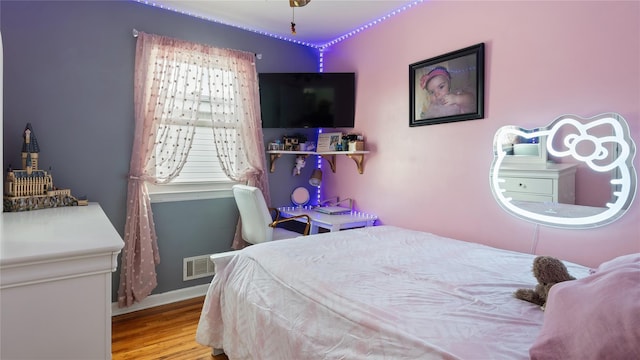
<box><xmin>502</xmin><ymin>177</ymin><xmax>553</xmax><ymax>195</ymax></box>
<box><xmin>503</xmin><ymin>191</ymin><xmax>553</xmax><ymax>203</ymax></box>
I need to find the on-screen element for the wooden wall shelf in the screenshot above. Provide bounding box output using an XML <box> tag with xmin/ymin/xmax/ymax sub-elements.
<box><xmin>266</xmin><ymin>150</ymin><xmax>370</xmax><ymax>174</ymax></box>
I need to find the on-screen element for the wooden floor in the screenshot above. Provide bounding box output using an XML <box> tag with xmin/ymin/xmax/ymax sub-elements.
<box><xmin>112</xmin><ymin>296</ymin><xmax>228</xmax><ymax>360</ymax></box>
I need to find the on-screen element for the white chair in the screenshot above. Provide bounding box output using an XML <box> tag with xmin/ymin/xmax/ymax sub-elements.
<box><xmin>232</xmin><ymin>184</ymin><xmax>311</xmax><ymax>244</ymax></box>
<box><xmin>209</xmin><ymin>185</ymin><xmax>311</xmax><ymax>287</ymax></box>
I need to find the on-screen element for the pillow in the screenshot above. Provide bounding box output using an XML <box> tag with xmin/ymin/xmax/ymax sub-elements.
<box><xmin>595</xmin><ymin>253</ymin><xmax>640</xmax><ymax>272</ymax></box>
<box><xmin>529</xmin><ymin>255</ymin><xmax>640</xmax><ymax>360</ymax></box>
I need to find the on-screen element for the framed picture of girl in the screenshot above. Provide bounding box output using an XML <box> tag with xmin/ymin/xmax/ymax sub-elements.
<box><xmin>409</xmin><ymin>43</ymin><xmax>485</xmax><ymax>127</ymax></box>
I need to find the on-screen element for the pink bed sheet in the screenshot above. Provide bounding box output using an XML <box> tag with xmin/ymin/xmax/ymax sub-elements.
<box><xmin>196</xmin><ymin>226</ymin><xmax>589</xmax><ymax>359</ymax></box>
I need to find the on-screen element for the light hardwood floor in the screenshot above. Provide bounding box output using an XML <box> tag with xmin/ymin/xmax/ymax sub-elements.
<box><xmin>112</xmin><ymin>296</ymin><xmax>228</xmax><ymax>360</ymax></box>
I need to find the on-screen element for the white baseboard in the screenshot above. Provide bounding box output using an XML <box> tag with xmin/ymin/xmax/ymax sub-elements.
<box><xmin>111</xmin><ymin>283</ymin><xmax>210</xmax><ymax>316</ymax></box>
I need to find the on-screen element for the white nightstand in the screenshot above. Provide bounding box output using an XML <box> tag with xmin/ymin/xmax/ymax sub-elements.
<box><xmin>496</xmin><ymin>163</ymin><xmax>578</xmax><ymax>204</ymax></box>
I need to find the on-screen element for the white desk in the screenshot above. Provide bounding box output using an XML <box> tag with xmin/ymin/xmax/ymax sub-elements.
<box><xmin>278</xmin><ymin>207</ymin><xmax>378</xmax><ymax>234</ymax></box>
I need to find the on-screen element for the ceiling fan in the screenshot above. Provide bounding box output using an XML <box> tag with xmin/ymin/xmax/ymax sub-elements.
<box><xmin>290</xmin><ymin>0</ymin><xmax>311</xmax><ymax>7</ymax></box>
<box><xmin>289</xmin><ymin>0</ymin><xmax>311</xmax><ymax>34</ymax></box>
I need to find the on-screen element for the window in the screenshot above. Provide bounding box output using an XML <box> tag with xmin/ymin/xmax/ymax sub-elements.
<box><xmin>147</xmin><ymin>67</ymin><xmax>241</xmax><ymax>203</ymax></box>
<box><xmin>162</xmin><ymin>123</ymin><xmax>232</xmax><ymax>183</ymax></box>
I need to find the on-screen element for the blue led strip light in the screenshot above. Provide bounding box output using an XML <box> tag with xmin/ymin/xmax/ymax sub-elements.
<box><xmin>318</xmin><ymin>0</ymin><xmax>424</xmax><ymax>49</ymax></box>
<box><xmin>313</xmin><ymin>48</ymin><xmax>325</xmax><ymax>204</ymax></box>
<box><xmin>131</xmin><ymin>0</ymin><xmax>318</xmax><ymax>48</ymax></box>
<box><xmin>131</xmin><ymin>0</ymin><xmax>424</xmax><ymax>50</ymax></box>
<box><xmin>315</xmin><ymin>128</ymin><xmax>323</xmax><ymax>205</ymax></box>
<box><xmin>317</xmin><ymin>48</ymin><xmax>325</xmax><ymax>73</ymax></box>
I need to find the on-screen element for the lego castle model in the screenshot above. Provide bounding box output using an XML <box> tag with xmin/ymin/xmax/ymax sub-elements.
<box><xmin>4</xmin><ymin>123</ymin><xmax>87</xmax><ymax>212</ymax></box>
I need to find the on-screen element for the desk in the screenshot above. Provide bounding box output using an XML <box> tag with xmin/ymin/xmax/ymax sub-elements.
<box><xmin>278</xmin><ymin>207</ymin><xmax>378</xmax><ymax>234</ymax></box>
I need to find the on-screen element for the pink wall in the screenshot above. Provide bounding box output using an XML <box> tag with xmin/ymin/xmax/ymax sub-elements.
<box><xmin>322</xmin><ymin>1</ymin><xmax>639</xmax><ymax>268</ymax></box>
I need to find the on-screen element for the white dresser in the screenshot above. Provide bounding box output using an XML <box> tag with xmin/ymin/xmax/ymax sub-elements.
<box><xmin>0</xmin><ymin>203</ymin><xmax>124</xmax><ymax>360</ymax></box>
<box><xmin>497</xmin><ymin>163</ymin><xmax>578</xmax><ymax>204</ymax></box>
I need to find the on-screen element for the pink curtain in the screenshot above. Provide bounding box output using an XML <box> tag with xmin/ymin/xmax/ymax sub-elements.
<box><xmin>118</xmin><ymin>32</ymin><xmax>269</xmax><ymax>307</ymax></box>
<box><xmin>203</xmin><ymin>45</ymin><xmax>270</xmax><ymax>249</ymax></box>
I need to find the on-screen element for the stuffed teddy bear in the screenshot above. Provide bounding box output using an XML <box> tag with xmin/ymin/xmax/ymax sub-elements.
<box><xmin>514</xmin><ymin>255</ymin><xmax>575</xmax><ymax>308</ymax></box>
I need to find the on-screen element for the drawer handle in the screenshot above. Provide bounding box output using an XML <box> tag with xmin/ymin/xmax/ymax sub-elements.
<box><xmin>519</xmin><ymin>183</ymin><xmax>526</xmax><ymax>188</ymax></box>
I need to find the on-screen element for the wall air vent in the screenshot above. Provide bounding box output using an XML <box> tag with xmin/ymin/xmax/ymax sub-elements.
<box><xmin>183</xmin><ymin>255</ymin><xmax>215</xmax><ymax>281</ymax></box>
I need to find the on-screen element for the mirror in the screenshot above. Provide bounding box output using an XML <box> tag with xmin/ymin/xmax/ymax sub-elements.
<box><xmin>291</xmin><ymin>186</ymin><xmax>310</xmax><ymax>207</ymax></box>
<box><xmin>491</xmin><ymin>113</ymin><xmax>636</xmax><ymax>229</ymax></box>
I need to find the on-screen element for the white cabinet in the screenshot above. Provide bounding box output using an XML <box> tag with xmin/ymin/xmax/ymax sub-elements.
<box><xmin>0</xmin><ymin>204</ymin><xmax>124</xmax><ymax>360</ymax></box>
<box><xmin>497</xmin><ymin>163</ymin><xmax>578</xmax><ymax>204</ymax></box>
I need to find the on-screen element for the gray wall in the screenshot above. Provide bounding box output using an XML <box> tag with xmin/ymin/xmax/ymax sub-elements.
<box><xmin>1</xmin><ymin>0</ymin><xmax>319</xmax><ymax>301</ymax></box>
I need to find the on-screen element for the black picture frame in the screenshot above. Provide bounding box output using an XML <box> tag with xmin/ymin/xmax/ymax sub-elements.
<box><xmin>409</xmin><ymin>43</ymin><xmax>485</xmax><ymax>127</ymax></box>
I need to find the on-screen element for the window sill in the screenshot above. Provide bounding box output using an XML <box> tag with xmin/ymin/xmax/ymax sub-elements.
<box><xmin>148</xmin><ymin>182</ymin><xmax>237</xmax><ymax>203</ymax></box>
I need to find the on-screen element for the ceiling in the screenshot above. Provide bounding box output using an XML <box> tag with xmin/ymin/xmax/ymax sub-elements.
<box><xmin>145</xmin><ymin>0</ymin><xmax>423</xmax><ymax>46</ymax></box>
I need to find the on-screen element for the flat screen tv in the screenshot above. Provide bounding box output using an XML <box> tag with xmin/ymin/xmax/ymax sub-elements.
<box><xmin>258</xmin><ymin>72</ymin><xmax>355</xmax><ymax>128</ymax></box>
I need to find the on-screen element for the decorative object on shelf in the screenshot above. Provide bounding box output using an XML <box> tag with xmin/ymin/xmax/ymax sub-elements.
<box><xmin>3</xmin><ymin>123</ymin><xmax>88</xmax><ymax>212</ymax></box>
<box><xmin>282</xmin><ymin>134</ymin><xmax>307</xmax><ymax>151</ymax></box>
<box><xmin>309</xmin><ymin>168</ymin><xmax>322</xmax><ymax>187</ymax></box>
<box><xmin>283</xmin><ymin>136</ymin><xmax>298</xmax><ymax>151</ymax></box>
<box><xmin>349</xmin><ymin>141</ymin><xmax>365</xmax><ymax>152</ymax></box>
<box><xmin>317</xmin><ymin>132</ymin><xmax>342</xmax><ymax>152</ymax></box>
<box><xmin>292</xmin><ymin>155</ymin><xmax>306</xmax><ymax>176</ymax></box>
<box><xmin>341</xmin><ymin>137</ymin><xmax>349</xmax><ymax>151</ymax></box>
<box><xmin>409</xmin><ymin>43</ymin><xmax>485</xmax><ymax>127</ymax></box>
<box><xmin>306</xmin><ymin>142</ymin><xmax>315</xmax><ymax>151</ymax></box>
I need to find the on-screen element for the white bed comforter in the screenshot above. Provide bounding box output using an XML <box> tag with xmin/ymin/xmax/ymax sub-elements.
<box><xmin>196</xmin><ymin>226</ymin><xmax>589</xmax><ymax>359</ymax></box>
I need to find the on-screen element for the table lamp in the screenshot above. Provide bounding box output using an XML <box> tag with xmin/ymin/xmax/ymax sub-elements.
<box><xmin>309</xmin><ymin>168</ymin><xmax>322</xmax><ymax>187</ymax></box>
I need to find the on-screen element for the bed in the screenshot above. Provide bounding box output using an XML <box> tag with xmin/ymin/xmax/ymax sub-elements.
<box><xmin>196</xmin><ymin>226</ymin><xmax>639</xmax><ymax>359</ymax></box>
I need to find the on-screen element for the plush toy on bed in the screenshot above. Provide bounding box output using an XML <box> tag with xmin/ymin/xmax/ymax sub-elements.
<box><xmin>514</xmin><ymin>255</ymin><xmax>576</xmax><ymax>309</ymax></box>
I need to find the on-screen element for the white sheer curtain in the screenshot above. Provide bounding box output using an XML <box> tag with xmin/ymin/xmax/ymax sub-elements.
<box><xmin>118</xmin><ymin>32</ymin><xmax>269</xmax><ymax>307</ymax></box>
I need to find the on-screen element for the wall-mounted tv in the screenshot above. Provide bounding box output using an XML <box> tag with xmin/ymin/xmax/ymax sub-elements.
<box><xmin>258</xmin><ymin>72</ymin><xmax>355</xmax><ymax>128</ymax></box>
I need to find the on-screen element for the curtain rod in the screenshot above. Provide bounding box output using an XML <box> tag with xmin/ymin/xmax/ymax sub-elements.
<box><xmin>131</xmin><ymin>28</ymin><xmax>261</xmax><ymax>58</ymax></box>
